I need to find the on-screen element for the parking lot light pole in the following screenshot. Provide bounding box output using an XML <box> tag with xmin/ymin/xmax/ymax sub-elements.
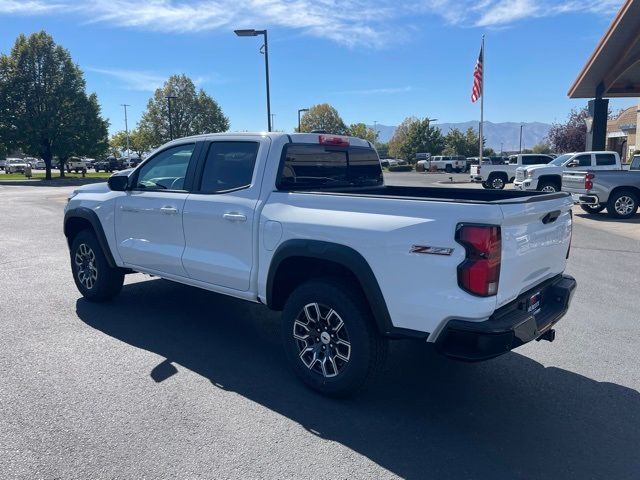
<box><xmin>166</xmin><ymin>95</ymin><xmax>176</xmax><ymax>140</ymax></box>
<box><xmin>121</xmin><ymin>104</ymin><xmax>130</xmax><ymax>159</ymax></box>
<box><xmin>519</xmin><ymin>124</ymin><xmax>524</xmax><ymax>154</ymax></box>
<box><xmin>298</xmin><ymin>108</ymin><xmax>309</xmax><ymax>131</ymax></box>
<box><xmin>235</xmin><ymin>29</ymin><xmax>271</xmax><ymax>132</ymax></box>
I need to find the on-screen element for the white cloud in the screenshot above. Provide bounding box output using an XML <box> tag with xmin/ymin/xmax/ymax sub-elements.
<box><xmin>85</xmin><ymin>67</ymin><xmax>168</xmax><ymax>91</ymax></box>
<box><xmin>0</xmin><ymin>0</ymin><xmax>64</xmax><ymax>14</ymax></box>
<box><xmin>0</xmin><ymin>0</ymin><xmax>624</xmax><ymax>44</ymax></box>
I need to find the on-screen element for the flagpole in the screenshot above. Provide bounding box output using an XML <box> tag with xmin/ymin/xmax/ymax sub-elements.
<box><xmin>479</xmin><ymin>35</ymin><xmax>485</xmax><ymax>162</ymax></box>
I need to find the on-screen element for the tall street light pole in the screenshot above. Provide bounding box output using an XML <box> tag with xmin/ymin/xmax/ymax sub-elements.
<box><xmin>235</xmin><ymin>29</ymin><xmax>271</xmax><ymax>132</ymax></box>
<box><xmin>298</xmin><ymin>108</ymin><xmax>309</xmax><ymax>131</ymax></box>
<box><xmin>166</xmin><ymin>95</ymin><xmax>176</xmax><ymax>140</ymax></box>
<box><xmin>121</xmin><ymin>104</ymin><xmax>130</xmax><ymax>159</ymax></box>
<box><xmin>519</xmin><ymin>124</ymin><xmax>524</xmax><ymax>154</ymax></box>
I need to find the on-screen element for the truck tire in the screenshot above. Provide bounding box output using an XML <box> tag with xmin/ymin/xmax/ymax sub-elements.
<box><xmin>70</xmin><ymin>229</ymin><xmax>124</xmax><ymax>302</ymax></box>
<box><xmin>537</xmin><ymin>181</ymin><xmax>559</xmax><ymax>193</ymax></box>
<box><xmin>580</xmin><ymin>204</ymin><xmax>605</xmax><ymax>214</ymax></box>
<box><xmin>445</xmin><ymin>165</ymin><xmax>453</xmax><ymax>173</ymax></box>
<box><xmin>481</xmin><ymin>182</ymin><xmax>490</xmax><ymax>189</ymax></box>
<box><xmin>607</xmin><ymin>190</ymin><xmax>638</xmax><ymax>219</ymax></box>
<box><xmin>487</xmin><ymin>174</ymin><xmax>506</xmax><ymax>190</ymax></box>
<box><xmin>281</xmin><ymin>277</ymin><xmax>387</xmax><ymax>397</ymax></box>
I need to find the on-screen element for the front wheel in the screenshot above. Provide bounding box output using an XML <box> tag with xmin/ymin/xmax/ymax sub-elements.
<box><xmin>70</xmin><ymin>230</ymin><xmax>124</xmax><ymax>302</ymax></box>
<box><xmin>281</xmin><ymin>278</ymin><xmax>387</xmax><ymax>397</ymax></box>
<box><xmin>607</xmin><ymin>191</ymin><xmax>638</xmax><ymax>219</ymax></box>
<box><xmin>580</xmin><ymin>204</ymin><xmax>606</xmax><ymax>214</ymax></box>
<box><xmin>538</xmin><ymin>181</ymin><xmax>559</xmax><ymax>193</ymax></box>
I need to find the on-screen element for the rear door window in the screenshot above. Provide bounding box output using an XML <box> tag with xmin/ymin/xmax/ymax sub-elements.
<box><xmin>595</xmin><ymin>153</ymin><xmax>616</xmax><ymax>166</ymax></box>
<box><xmin>199</xmin><ymin>141</ymin><xmax>259</xmax><ymax>193</ymax></box>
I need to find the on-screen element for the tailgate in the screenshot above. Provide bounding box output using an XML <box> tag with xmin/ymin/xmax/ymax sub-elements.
<box><xmin>470</xmin><ymin>165</ymin><xmax>480</xmax><ymax>176</ymax></box>
<box><xmin>561</xmin><ymin>171</ymin><xmax>588</xmax><ymax>193</ymax></box>
<box><xmin>496</xmin><ymin>194</ymin><xmax>573</xmax><ymax>308</ymax></box>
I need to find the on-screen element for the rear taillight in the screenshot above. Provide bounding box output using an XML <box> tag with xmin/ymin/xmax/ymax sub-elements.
<box><xmin>456</xmin><ymin>224</ymin><xmax>501</xmax><ymax>297</ymax></box>
<box><xmin>477</xmin><ymin>166</ymin><xmax>481</xmax><ymax>174</ymax></box>
<box><xmin>319</xmin><ymin>135</ymin><xmax>349</xmax><ymax>147</ymax></box>
<box><xmin>585</xmin><ymin>172</ymin><xmax>595</xmax><ymax>190</ymax></box>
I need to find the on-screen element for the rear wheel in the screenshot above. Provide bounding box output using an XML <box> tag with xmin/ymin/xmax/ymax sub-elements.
<box><xmin>488</xmin><ymin>174</ymin><xmax>506</xmax><ymax>190</ymax></box>
<box><xmin>580</xmin><ymin>204</ymin><xmax>606</xmax><ymax>214</ymax></box>
<box><xmin>281</xmin><ymin>278</ymin><xmax>387</xmax><ymax>397</ymax></box>
<box><xmin>445</xmin><ymin>165</ymin><xmax>453</xmax><ymax>173</ymax></box>
<box><xmin>607</xmin><ymin>190</ymin><xmax>638</xmax><ymax>219</ymax></box>
<box><xmin>70</xmin><ymin>230</ymin><xmax>124</xmax><ymax>302</ymax></box>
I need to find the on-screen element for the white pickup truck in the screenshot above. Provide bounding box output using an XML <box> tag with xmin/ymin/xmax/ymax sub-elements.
<box><xmin>64</xmin><ymin>132</ymin><xmax>576</xmax><ymax>396</ymax></box>
<box><xmin>427</xmin><ymin>155</ymin><xmax>467</xmax><ymax>173</ymax></box>
<box><xmin>514</xmin><ymin>151</ymin><xmax>622</xmax><ymax>193</ymax></box>
<box><xmin>470</xmin><ymin>154</ymin><xmax>554</xmax><ymax>189</ymax></box>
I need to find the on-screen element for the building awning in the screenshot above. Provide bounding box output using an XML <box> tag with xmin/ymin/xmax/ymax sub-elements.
<box><xmin>569</xmin><ymin>0</ymin><xmax>640</xmax><ymax>98</ymax></box>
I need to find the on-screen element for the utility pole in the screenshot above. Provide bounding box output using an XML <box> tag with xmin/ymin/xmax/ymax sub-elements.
<box><xmin>121</xmin><ymin>104</ymin><xmax>130</xmax><ymax>159</ymax></box>
<box><xmin>166</xmin><ymin>95</ymin><xmax>176</xmax><ymax>140</ymax></box>
<box><xmin>519</xmin><ymin>124</ymin><xmax>524</xmax><ymax>154</ymax></box>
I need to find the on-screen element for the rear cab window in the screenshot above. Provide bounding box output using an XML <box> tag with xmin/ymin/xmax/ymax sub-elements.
<box><xmin>278</xmin><ymin>144</ymin><xmax>383</xmax><ymax>190</ymax></box>
<box><xmin>595</xmin><ymin>153</ymin><xmax>616</xmax><ymax>166</ymax></box>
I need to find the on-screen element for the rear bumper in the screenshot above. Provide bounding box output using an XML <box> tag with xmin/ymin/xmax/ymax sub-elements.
<box><xmin>570</xmin><ymin>193</ymin><xmax>600</xmax><ymax>205</ymax></box>
<box><xmin>435</xmin><ymin>274</ymin><xmax>577</xmax><ymax>361</ymax></box>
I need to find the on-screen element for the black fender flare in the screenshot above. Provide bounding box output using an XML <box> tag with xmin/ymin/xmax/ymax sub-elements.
<box><xmin>64</xmin><ymin>207</ymin><xmax>117</xmax><ymax>268</ymax></box>
<box><xmin>267</xmin><ymin>239</ymin><xmax>427</xmax><ymax>339</ymax></box>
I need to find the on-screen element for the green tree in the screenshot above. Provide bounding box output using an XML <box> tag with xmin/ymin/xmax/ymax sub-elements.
<box><xmin>109</xmin><ymin>131</ymin><xmax>128</xmax><ymax>157</ymax></box>
<box><xmin>375</xmin><ymin>142</ymin><xmax>389</xmax><ymax>158</ymax></box>
<box><xmin>298</xmin><ymin>103</ymin><xmax>348</xmax><ymax>134</ymax></box>
<box><xmin>138</xmin><ymin>74</ymin><xmax>229</xmax><ymax>145</ymax></box>
<box><xmin>444</xmin><ymin>127</ymin><xmax>483</xmax><ymax>158</ymax></box>
<box><xmin>531</xmin><ymin>142</ymin><xmax>552</xmax><ymax>154</ymax></box>
<box><xmin>347</xmin><ymin>123</ymin><xmax>378</xmax><ymax>143</ymax></box>
<box><xmin>0</xmin><ymin>31</ymin><xmax>109</xmax><ymax>179</ymax></box>
<box><xmin>129</xmin><ymin>127</ymin><xmax>155</xmax><ymax>158</ymax></box>
<box><xmin>387</xmin><ymin>117</ymin><xmax>417</xmax><ymax>159</ymax></box>
<box><xmin>389</xmin><ymin>117</ymin><xmax>444</xmax><ymax>163</ymax></box>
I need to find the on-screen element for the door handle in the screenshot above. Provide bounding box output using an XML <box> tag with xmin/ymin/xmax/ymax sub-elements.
<box><xmin>223</xmin><ymin>212</ymin><xmax>247</xmax><ymax>222</ymax></box>
<box><xmin>160</xmin><ymin>206</ymin><xmax>179</xmax><ymax>215</ymax></box>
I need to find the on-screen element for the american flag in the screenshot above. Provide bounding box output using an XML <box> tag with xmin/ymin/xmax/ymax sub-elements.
<box><xmin>471</xmin><ymin>44</ymin><xmax>483</xmax><ymax>103</ymax></box>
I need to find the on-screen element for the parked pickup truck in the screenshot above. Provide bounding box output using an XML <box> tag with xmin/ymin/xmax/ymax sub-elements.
<box><xmin>563</xmin><ymin>169</ymin><xmax>640</xmax><ymax>219</ymax></box>
<box><xmin>428</xmin><ymin>155</ymin><xmax>466</xmax><ymax>173</ymax></box>
<box><xmin>64</xmin><ymin>132</ymin><xmax>576</xmax><ymax>396</ymax></box>
<box><xmin>66</xmin><ymin>157</ymin><xmax>88</xmax><ymax>173</ymax></box>
<box><xmin>514</xmin><ymin>151</ymin><xmax>622</xmax><ymax>193</ymax></box>
<box><xmin>470</xmin><ymin>154</ymin><xmax>554</xmax><ymax>189</ymax></box>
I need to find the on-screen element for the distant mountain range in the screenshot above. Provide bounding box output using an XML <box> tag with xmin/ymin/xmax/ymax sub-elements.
<box><xmin>370</xmin><ymin>121</ymin><xmax>552</xmax><ymax>152</ymax></box>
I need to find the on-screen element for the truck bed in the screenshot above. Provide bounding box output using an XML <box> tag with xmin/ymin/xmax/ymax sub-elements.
<box><xmin>295</xmin><ymin>185</ymin><xmax>567</xmax><ymax>204</ymax></box>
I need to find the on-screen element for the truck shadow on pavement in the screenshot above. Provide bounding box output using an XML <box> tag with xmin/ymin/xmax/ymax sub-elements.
<box><xmin>574</xmin><ymin>211</ymin><xmax>640</xmax><ymax>224</ymax></box>
<box><xmin>76</xmin><ymin>278</ymin><xmax>640</xmax><ymax>480</ymax></box>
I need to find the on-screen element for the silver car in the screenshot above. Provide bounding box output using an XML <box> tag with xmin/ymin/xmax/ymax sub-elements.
<box><xmin>5</xmin><ymin>158</ymin><xmax>29</xmax><ymax>174</ymax></box>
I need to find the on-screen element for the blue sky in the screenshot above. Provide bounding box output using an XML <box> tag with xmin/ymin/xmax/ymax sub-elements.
<box><xmin>0</xmin><ymin>0</ymin><xmax>633</xmax><ymax>135</ymax></box>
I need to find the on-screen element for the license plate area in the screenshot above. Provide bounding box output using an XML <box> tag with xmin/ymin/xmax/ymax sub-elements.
<box><xmin>525</xmin><ymin>291</ymin><xmax>543</xmax><ymax>315</ymax></box>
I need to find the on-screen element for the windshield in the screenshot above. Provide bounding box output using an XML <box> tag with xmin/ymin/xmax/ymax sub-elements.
<box><xmin>549</xmin><ymin>154</ymin><xmax>573</xmax><ymax>166</ymax></box>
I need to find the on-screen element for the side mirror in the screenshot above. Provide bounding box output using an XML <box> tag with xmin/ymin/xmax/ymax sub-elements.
<box><xmin>108</xmin><ymin>175</ymin><xmax>129</xmax><ymax>191</ymax></box>
<box><xmin>567</xmin><ymin>161</ymin><xmax>579</xmax><ymax>168</ymax></box>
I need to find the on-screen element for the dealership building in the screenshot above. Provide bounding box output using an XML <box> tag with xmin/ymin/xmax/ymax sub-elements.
<box><xmin>569</xmin><ymin>0</ymin><xmax>640</xmax><ymax>155</ymax></box>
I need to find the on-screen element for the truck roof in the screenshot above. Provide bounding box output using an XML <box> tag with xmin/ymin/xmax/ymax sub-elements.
<box><xmin>164</xmin><ymin>132</ymin><xmax>373</xmax><ymax>148</ymax></box>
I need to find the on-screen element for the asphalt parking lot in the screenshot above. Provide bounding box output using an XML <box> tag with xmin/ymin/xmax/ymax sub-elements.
<box><xmin>1</xmin><ymin>177</ymin><xmax>640</xmax><ymax>479</ymax></box>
